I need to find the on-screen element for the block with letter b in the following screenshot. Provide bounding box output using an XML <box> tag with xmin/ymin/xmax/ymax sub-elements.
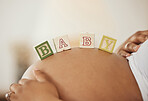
<box><xmin>53</xmin><ymin>35</ymin><xmax>71</xmax><ymax>52</ymax></box>
<box><xmin>99</xmin><ymin>35</ymin><xmax>117</xmax><ymax>53</ymax></box>
<box><xmin>35</xmin><ymin>41</ymin><xmax>53</xmax><ymax>60</ymax></box>
<box><xmin>79</xmin><ymin>33</ymin><xmax>95</xmax><ymax>48</ymax></box>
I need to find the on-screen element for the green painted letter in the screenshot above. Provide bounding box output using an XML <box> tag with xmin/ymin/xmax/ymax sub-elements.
<box><xmin>39</xmin><ymin>46</ymin><xmax>49</xmax><ymax>56</ymax></box>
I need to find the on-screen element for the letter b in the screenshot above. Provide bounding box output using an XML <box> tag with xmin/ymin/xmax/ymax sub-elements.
<box><xmin>39</xmin><ymin>46</ymin><xmax>49</xmax><ymax>56</ymax></box>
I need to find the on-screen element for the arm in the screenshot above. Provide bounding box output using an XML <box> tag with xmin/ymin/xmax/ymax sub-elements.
<box><xmin>9</xmin><ymin>70</ymin><xmax>63</xmax><ymax>101</ymax></box>
<box><xmin>116</xmin><ymin>30</ymin><xmax>148</xmax><ymax>57</ymax></box>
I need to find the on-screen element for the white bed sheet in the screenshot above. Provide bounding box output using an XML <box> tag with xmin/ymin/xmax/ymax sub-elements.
<box><xmin>127</xmin><ymin>40</ymin><xmax>148</xmax><ymax>101</ymax></box>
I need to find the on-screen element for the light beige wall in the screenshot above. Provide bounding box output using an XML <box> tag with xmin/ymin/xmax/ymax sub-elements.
<box><xmin>0</xmin><ymin>0</ymin><xmax>148</xmax><ymax>94</ymax></box>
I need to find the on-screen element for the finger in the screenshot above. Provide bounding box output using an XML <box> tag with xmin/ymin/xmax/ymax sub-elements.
<box><xmin>118</xmin><ymin>50</ymin><xmax>131</xmax><ymax>57</ymax></box>
<box><xmin>33</xmin><ymin>70</ymin><xmax>51</xmax><ymax>82</ymax></box>
<box><xmin>18</xmin><ymin>79</ymin><xmax>30</xmax><ymax>85</ymax></box>
<box><xmin>9</xmin><ymin>84</ymin><xmax>21</xmax><ymax>93</ymax></box>
<box><xmin>130</xmin><ymin>31</ymin><xmax>148</xmax><ymax>44</ymax></box>
<box><xmin>139</xmin><ymin>30</ymin><xmax>148</xmax><ymax>35</ymax></box>
<box><xmin>124</xmin><ymin>42</ymin><xmax>140</xmax><ymax>52</ymax></box>
<box><xmin>5</xmin><ymin>92</ymin><xmax>11</xmax><ymax>101</ymax></box>
<box><xmin>10</xmin><ymin>92</ymin><xmax>17</xmax><ymax>101</ymax></box>
<box><xmin>5</xmin><ymin>92</ymin><xmax>15</xmax><ymax>101</ymax></box>
<box><xmin>136</xmin><ymin>34</ymin><xmax>148</xmax><ymax>43</ymax></box>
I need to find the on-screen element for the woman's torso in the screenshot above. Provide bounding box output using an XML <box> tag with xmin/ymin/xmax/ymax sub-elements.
<box><xmin>24</xmin><ymin>48</ymin><xmax>142</xmax><ymax>101</ymax></box>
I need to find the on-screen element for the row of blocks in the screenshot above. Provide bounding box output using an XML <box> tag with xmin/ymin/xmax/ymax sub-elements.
<box><xmin>35</xmin><ymin>34</ymin><xmax>117</xmax><ymax>60</ymax></box>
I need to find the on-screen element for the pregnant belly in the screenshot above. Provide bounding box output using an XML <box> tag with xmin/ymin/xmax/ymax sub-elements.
<box><xmin>27</xmin><ymin>48</ymin><xmax>142</xmax><ymax>101</ymax></box>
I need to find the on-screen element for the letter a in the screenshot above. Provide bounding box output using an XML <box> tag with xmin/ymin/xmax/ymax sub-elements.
<box><xmin>59</xmin><ymin>38</ymin><xmax>68</xmax><ymax>49</ymax></box>
<box><xmin>53</xmin><ymin>35</ymin><xmax>71</xmax><ymax>53</ymax></box>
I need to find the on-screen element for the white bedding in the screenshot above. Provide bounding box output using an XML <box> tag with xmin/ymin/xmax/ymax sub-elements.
<box><xmin>127</xmin><ymin>40</ymin><xmax>148</xmax><ymax>101</ymax></box>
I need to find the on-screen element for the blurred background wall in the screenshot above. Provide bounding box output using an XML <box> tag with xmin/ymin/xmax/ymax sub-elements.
<box><xmin>0</xmin><ymin>0</ymin><xmax>148</xmax><ymax>99</ymax></box>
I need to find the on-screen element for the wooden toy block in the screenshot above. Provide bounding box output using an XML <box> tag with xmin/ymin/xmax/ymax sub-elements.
<box><xmin>35</xmin><ymin>41</ymin><xmax>53</xmax><ymax>60</ymax></box>
<box><xmin>99</xmin><ymin>35</ymin><xmax>117</xmax><ymax>53</ymax></box>
<box><xmin>79</xmin><ymin>33</ymin><xmax>95</xmax><ymax>48</ymax></box>
<box><xmin>53</xmin><ymin>35</ymin><xmax>71</xmax><ymax>52</ymax></box>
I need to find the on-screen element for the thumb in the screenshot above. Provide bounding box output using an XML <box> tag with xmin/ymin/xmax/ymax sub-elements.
<box><xmin>33</xmin><ymin>70</ymin><xmax>50</xmax><ymax>82</ymax></box>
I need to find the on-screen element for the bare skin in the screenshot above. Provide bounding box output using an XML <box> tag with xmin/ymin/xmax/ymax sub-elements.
<box><xmin>117</xmin><ymin>30</ymin><xmax>148</xmax><ymax>57</ymax></box>
<box><xmin>8</xmin><ymin>30</ymin><xmax>148</xmax><ymax>101</ymax></box>
<box><xmin>15</xmin><ymin>48</ymin><xmax>142</xmax><ymax>101</ymax></box>
<box><xmin>9</xmin><ymin>70</ymin><xmax>62</xmax><ymax>101</ymax></box>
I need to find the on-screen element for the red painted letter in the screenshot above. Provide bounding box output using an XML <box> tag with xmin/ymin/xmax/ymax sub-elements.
<box><xmin>82</xmin><ymin>36</ymin><xmax>92</xmax><ymax>46</ymax></box>
<box><xmin>59</xmin><ymin>38</ymin><xmax>68</xmax><ymax>49</ymax></box>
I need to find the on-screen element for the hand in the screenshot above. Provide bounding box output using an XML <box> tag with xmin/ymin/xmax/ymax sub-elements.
<box><xmin>117</xmin><ymin>30</ymin><xmax>148</xmax><ymax>57</ymax></box>
<box><xmin>7</xmin><ymin>70</ymin><xmax>62</xmax><ymax>101</ymax></box>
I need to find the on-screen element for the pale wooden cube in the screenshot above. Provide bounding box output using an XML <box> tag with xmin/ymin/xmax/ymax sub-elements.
<box><xmin>35</xmin><ymin>41</ymin><xmax>53</xmax><ymax>60</ymax></box>
<box><xmin>53</xmin><ymin>35</ymin><xmax>71</xmax><ymax>52</ymax></box>
<box><xmin>79</xmin><ymin>33</ymin><xmax>95</xmax><ymax>48</ymax></box>
<box><xmin>99</xmin><ymin>35</ymin><xmax>117</xmax><ymax>53</ymax></box>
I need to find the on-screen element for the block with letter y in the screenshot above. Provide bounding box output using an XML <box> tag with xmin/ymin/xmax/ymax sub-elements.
<box><xmin>99</xmin><ymin>35</ymin><xmax>117</xmax><ymax>53</ymax></box>
<box><xmin>35</xmin><ymin>41</ymin><xmax>53</xmax><ymax>60</ymax></box>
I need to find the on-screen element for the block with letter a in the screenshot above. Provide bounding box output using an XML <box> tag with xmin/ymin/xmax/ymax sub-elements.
<box><xmin>79</xmin><ymin>33</ymin><xmax>95</xmax><ymax>48</ymax></box>
<box><xmin>53</xmin><ymin>35</ymin><xmax>71</xmax><ymax>52</ymax></box>
<box><xmin>35</xmin><ymin>41</ymin><xmax>53</xmax><ymax>60</ymax></box>
<box><xmin>99</xmin><ymin>35</ymin><xmax>117</xmax><ymax>53</ymax></box>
